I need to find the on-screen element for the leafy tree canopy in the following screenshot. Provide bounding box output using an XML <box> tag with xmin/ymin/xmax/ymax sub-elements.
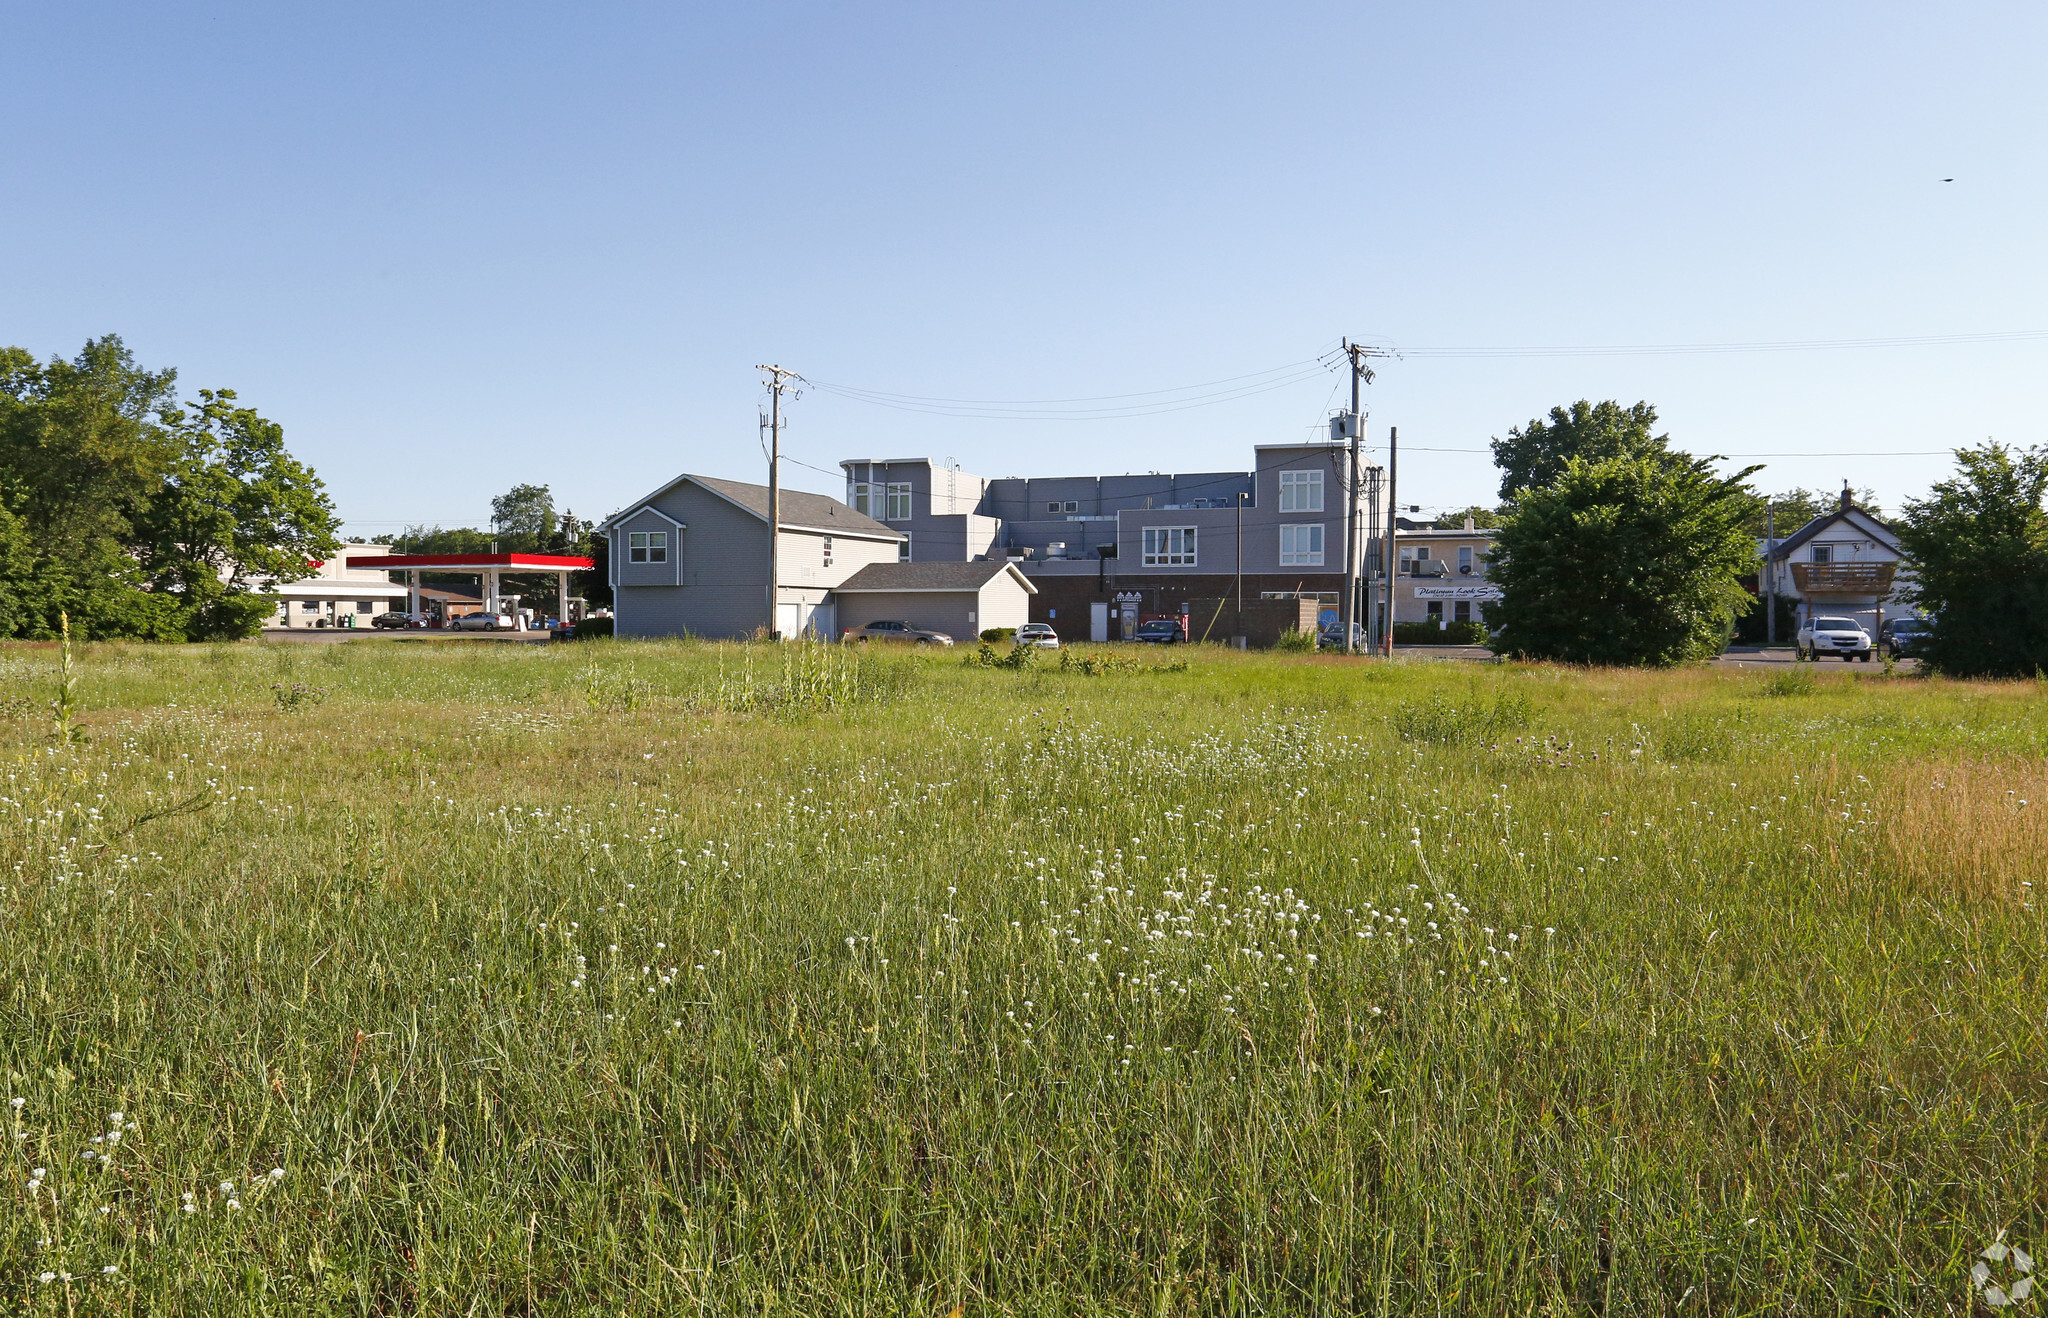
<box><xmin>1432</xmin><ymin>504</ymin><xmax>1500</xmax><ymax>530</ymax></box>
<box><xmin>1491</xmin><ymin>400</ymin><xmax>1669</xmax><ymax>502</ymax></box>
<box><xmin>1487</xmin><ymin>452</ymin><xmax>1762</xmax><ymax>667</ymax></box>
<box><xmin>491</xmin><ymin>483</ymin><xmax>556</xmax><ymax>550</ymax></box>
<box><xmin>1895</xmin><ymin>442</ymin><xmax>2048</xmax><ymax>678</ymax></box>
<box><xmin>0</xmin><ymin>336</ymin><xmax>337</xmax><ymax>641</ymax></box>
<box><xmin>374</xmin><ymin>524</ymin><xmax>497</xmax><ymax>554</ymax></box>
<box><xmin>1743</xmin><ymin>486</ymin><xmax>1884</xmax><ymax>537</ymax></box>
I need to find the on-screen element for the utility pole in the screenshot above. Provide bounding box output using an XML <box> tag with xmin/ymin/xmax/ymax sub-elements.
<box><xmin>757</xmin><ymin>364</ymin><xmax>801</xmax><ymax>640</ymax></box>
<box><xmin>1763</xmin><ymin>504</ymin><xmax>1776</xmax><ymax>646</ymax></box>
<box><xmin>1235</xmin><ymin>489</ymin><xmax>1246</xmax><ymax>640</ymax></box>
<box><xmin>1383</xmin><ymin>425</ymin><xmax>1398</xmax><ymax>656</ymax></box>
<box><xmin>1338</xmin><ymin>340</ymin><xmax>1384</xmax><ymax>654</ymax></box>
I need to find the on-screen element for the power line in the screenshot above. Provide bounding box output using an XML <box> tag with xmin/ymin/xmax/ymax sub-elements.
<box><xmin>1382</xmin><ymin>445</ymin><xmax>1962</xmax><ymax>456</ymax></box>
<box><xmin>807</xmin><ymin>368</ymin><xmax>1333</xmax><ymax>421</ymax></box>
<box><xmin>810</xmin><ymin>352</ymin><xmax>1336</xmax><ymax>407</ymax></box>
<box><xmin>1399</xmin><ymin>329</ymin><xmax>2048</xmax><ymax>358</ymax></box>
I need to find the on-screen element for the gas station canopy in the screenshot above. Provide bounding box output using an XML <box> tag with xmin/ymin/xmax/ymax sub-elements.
<box><xmin>346</xmin><ymin>552</ymin><xmax>596</xmax><ymax>627</ymax></box>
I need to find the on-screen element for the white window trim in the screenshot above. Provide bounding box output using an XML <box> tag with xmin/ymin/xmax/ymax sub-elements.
<box><xmin>1278</xmin><ymin>469</ymin><xmax>1325</xmax><ymax>513</ymax></box>
<box><xmin>1142</xmin><ymin>526</ymin><xmax>1198</xmax><ymax>567</ymax></box>
<box><xmin>628</xmin><ymin>530</ymin><xmax>668</xmax><ymax>564</ymax></box>
<box><xmin>885</xmin><ymin>483</ymin><xmax>913</xmax><ymax>521</ymax></box>
<box><xmin>1279</xmin><ymin>523</ymin><xmax>1325</xmax><ymax>567</ymax></box>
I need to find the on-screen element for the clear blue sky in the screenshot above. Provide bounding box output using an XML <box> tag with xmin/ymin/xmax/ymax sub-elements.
<box><xmin>6</xmin><ymin>1</ymin><xmax>2043</xmax><ymax>533</ymax></box>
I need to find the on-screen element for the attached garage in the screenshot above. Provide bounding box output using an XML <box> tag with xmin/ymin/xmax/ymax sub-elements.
<box><xmin>830</xmin><ymin>561</ymin><xmax>1036</xmax><ymax>642</ymax></box>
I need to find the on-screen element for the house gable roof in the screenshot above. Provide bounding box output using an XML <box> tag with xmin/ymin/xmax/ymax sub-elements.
<box><xmin>616</xmin><ymin>504</ymin><xmax>685</xmax><ymax>529</ymax></box>
<box><xmin>832</xmin><ymin>560</ymin><xmax>1038</xmax><ymax>595</ymax></box>
<box><xmin>602</xmin><ymin>474</ymin><xmax>901</xmax><ymax>541</ymax></box>
<box><xmin>1769</xmin><ymin>505</ymin><xmax>1899</xmax><ymax>561</ymax></box>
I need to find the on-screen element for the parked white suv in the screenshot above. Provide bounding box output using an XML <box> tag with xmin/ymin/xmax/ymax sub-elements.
<box><xmin>1797</xmin><ymin>616</ymin><xmax>1873</xmax><ymax>662</ymax></box>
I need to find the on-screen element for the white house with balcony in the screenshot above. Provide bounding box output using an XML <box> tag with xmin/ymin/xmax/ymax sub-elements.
<box><xmin>1760</xmin><ymin>489</ymin><xmax>1913</xmax><ymax>635</ymax></box>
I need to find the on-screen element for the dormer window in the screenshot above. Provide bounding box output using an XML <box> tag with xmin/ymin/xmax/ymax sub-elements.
<box><xmin>629</xmin><ymin>531</ymin><xmax>667</xmax><ymax>564</ymax></box>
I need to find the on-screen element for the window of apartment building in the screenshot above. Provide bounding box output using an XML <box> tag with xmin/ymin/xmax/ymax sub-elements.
<box><xmin>821</xmin><ymin>535</ymin><xmax>833</xmax><ymax>567</ymax></box>
<box><xmin>1454</xmin><ymin>600</ymin><xmax>1472</xmax><ymax>623</ymax></box>
<box><xmin>850</xmin><ymin>482</ymin><xmax>873</xmax><ymax>517</ymax></box>
<box><xmin>886</xmin><ymin>483</ymin><xmax>913</xmax><ymax>520</ymax></box>
<box><xmin>628</xmin><ymin>530</ymin><xmax>667</xmax><ymax>563</ymax></box>
<box><xmin>1044</xmin><ymin>499</ymin><xmax>1080</xmax><ymax>514</ymax></box>
<box><xmin>1457</xmin><ymin>545</ymin><xmax>1474</xmax><ymax>575</ymax></box>
<box><xmin>1279</xmin><ymin>523</ymin><xmax>1324</xmax><ymax>566</ymax></box>
<box><xmin>1811</xmin><ymin>544</ymin><xmax>1832</xmax><ymax>563</ymax></box>
<box><xmin>898</xmin><ymin>533</ymin><xmax>912</xmax><ymax>563</ymax></box>
<box><xmin>1278</xmin><ymin>469</ymin><xmax>1324</xmax><ymax>513</ymax></box>
<box><xmin>1142</xmin><ymin>526</ymin><xmax>1198</xmax><ymax>566</ymax></box>
<box><xmin>1426</xmin><ymin>601</ymin><xmax>1444</xmax><ymax>622</ymax></box>
<box><xmin>1399</xmin><ymin>546</ymin><xmax>1431</xmax><ymax>575</ymax></box>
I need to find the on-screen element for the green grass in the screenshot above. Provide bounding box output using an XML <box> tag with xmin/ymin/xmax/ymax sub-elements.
<box><xmin>2</xmin><ymin>637</ymin><xmax>2044</xmax><ymax>1314</ymax></box>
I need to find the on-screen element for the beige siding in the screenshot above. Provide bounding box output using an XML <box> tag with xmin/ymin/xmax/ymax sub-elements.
<box><xmin>975</xmin><ymin>578</ymin><xmax>1032</xmax><ymax>632</ymax></box>
<box><xmin>779</xmin><ymin>527</ymin><xmax>898</xmax><ymax>588</ymax></box>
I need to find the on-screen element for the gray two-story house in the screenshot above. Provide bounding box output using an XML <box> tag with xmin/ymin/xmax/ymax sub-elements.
<box><xmin>599</xmin><ymin>472</ymin><xmax>1038</xmax><ymax>641</ymax></box>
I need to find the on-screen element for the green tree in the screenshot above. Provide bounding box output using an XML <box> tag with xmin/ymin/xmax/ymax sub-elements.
<box><xmin>376</xmin><ymin>524</ymin><xmax>495</xmax><ymax>554</ymax></box>
<box><xmin>1743</xmin><ymin>486</ymin><xmax>1883</xmax><ymax>537</ymax></box>
<box><xmin>1895</xmin><ymin>442</ymin><xmax>2048</xmax><ymax>678</ymax></box>
<box><xmin>1487</xmin><ymin>453</ymin><xmax>1761</xmax><ymax>666</ymax></box>
<box><xmin>491</xmin><ymin>483</ymin><xmax>555</xmax><ymax>551</ymax></box>
<box><xmin>0</xmin><ymin>336</ymin><xmax>183</xmax><ymax>638</ymax></box>
<box><xmin>0</xmin><ymin>336</ymin><xmax>337</xmax><ymax>640</ymax></box>
<box><xmin>1432</xmin><ymin>504</ymin><xmax>1499</xmax><ymax>530</ymax></box>
<box><xmin>136</xmin><ymin>389</ymin><xmax>342</xmax><ymax>640</ymax></box>
<box><xmin>1491</xmin><ymin>400</ymin><xmax>1668</xmax><ymax>501</ymax></box>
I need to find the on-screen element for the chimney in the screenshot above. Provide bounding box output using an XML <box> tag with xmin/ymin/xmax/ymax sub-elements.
<box><xmin>1839</xmin><ymin>482</ymin><xmax>1853</xmax><ymax>511</ymax></box>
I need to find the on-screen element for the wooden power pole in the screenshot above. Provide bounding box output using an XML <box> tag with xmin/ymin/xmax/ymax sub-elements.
<box><xmin>1338</xmin><ymin>340</ymin><xmax>1383</xmax><ymax>655</ymax></box>
<box><xmin>757</xmin><ymin>365</ymin><xmax>801</xmax><ymax>640</ymax></box>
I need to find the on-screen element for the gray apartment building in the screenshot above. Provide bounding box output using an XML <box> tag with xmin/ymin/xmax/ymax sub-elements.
<box><xmin>841</xmin><ymin>442</ymin><xmax>1386</xmax><ymax>642</ymax></box>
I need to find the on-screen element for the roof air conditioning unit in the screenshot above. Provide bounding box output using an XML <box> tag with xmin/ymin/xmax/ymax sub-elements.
<box><xmin>1045</xmin><ymin>542</ymin><xmax>1066</xmax><ymax>559</ymax></box>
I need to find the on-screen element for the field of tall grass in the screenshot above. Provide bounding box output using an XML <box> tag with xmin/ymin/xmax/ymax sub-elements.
<box><xmin>2</xmin><ymin>637</ymin><xmax>2044</xmax><ymax>1314</ymax></box>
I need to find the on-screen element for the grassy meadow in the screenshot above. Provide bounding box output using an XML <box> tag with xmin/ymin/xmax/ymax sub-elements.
<box><xmin>2</xmin><ymin>637</ymin><xmax>2045</xmax><ymax>1314</ymax></box>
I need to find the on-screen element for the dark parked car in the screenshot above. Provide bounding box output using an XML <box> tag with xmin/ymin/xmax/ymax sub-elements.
<box><xmin>1132</xmin><ymin>619</ymin><xmax>1184</xmax><ymax>644</ymax></box>
<box><xmin>371</xmin><ymin>611</ymin><xmax>413</xmax><ymax>630</ymax></box>
<box><xmin>1881</xmin><ymin>617</ymin><xmax>1932</xmax><ymax>658</ymax></box>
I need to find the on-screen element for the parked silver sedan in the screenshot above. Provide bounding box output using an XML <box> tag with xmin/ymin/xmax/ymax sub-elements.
<box><xmin>842</xmin><ymin>620</ymin><xmax>954</xmax><ymax>647</ymax></box>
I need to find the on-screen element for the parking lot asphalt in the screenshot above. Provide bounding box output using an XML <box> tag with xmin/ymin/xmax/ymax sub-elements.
<box><xmin>260</xmin><ymin>630</ymin><xmax>552</xmax><ymax>643</ymax></box>
<box><xmin>1315</xmin><ymin>644</ymin><xmax>1918</xmax><ymax>669</ymax></box>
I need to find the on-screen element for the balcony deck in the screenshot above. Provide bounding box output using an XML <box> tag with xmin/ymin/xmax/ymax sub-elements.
<box><xmin>1789</xmin><ymin>562</ymin><xmax>1896</xmax><ymax>596</ymax></box>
